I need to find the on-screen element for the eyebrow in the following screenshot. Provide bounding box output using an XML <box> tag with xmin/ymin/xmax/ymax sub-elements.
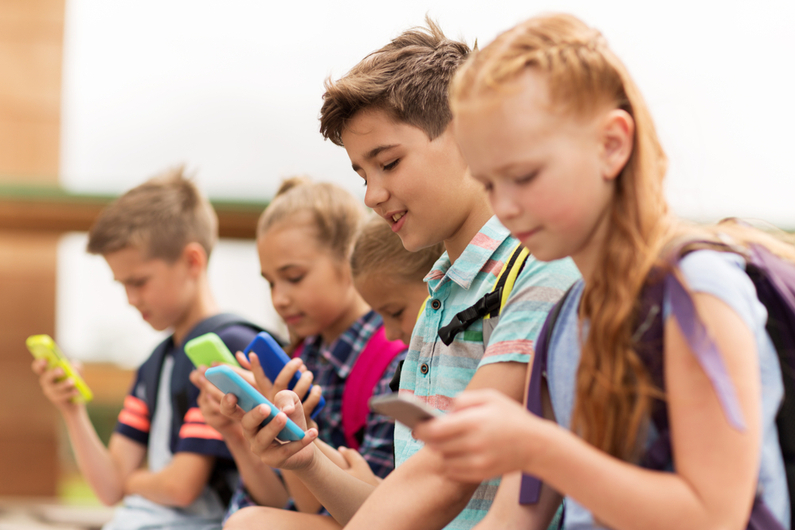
<box><xmin>351</xmin><ymin>144</ymin><xmax>399</xmax><ymax>172</ymax></box>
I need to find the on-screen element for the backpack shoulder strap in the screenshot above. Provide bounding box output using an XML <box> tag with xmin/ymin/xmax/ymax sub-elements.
<box><xmin>342</xmin><ymin>325</ymin><xmax>407</xmax><ymax>451</ymax></box>
<box><xmin>138</xmin><ymin>336</ymin><xmax>174</xmax><ymax>417</ymax></box>
<box><xmin>438</xmin><ymin>243</ymin><xmax>529</xmax><ymax>346</ymax></box>
<box><xmin>520</xmin><ymin>282</ymin><xmax>575</xmax><ymax>505</ymax></box>
<box><xmin>170</xmin><ymin>313</ymin><xmax>269</xmax><ymax>437</ymax></box>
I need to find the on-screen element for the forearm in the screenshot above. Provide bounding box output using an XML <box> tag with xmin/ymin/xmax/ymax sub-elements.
<box><xmin>532</xmin><ymin>420</ymin><xmax>749</xmax><ymax>529</ymax></box>
<box><xmin>346</xmin><ymin>447</ymin><xmax>478</xmax><ymax>529</ymax></box>
<box><xmin>221</xmin><ymin>427</ymin><xmax>289</xmax><ymax>508</ymax></box>
<box><xmin>62</xmin><ymin>407</ymin><xmax>126</xmax><ymax>505</ymax></box>
<box><xmin>291</xmin><ymin>445</ymin><xmax>376</xmax><ymax>525</ymax></box>
<box><xmin>125</xmin><ymin>468</ymin><xmax>195</xmax><ymax>508</ymax></box>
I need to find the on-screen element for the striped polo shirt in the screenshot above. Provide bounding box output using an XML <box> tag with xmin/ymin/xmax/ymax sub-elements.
<box><xmin>396</xmin><ymin>216</ymin><xmax>579</xmax><ymax>529</ymax></box>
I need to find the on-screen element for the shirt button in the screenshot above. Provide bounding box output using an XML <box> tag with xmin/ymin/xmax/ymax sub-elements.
<box><xmin>431</xmin><ymin>299</ymin><xmax>441</xmax><ymax>310</ymax></box>
<box><xmin>420</xmin><ymin>363</ymin><xmax>429</xmax><ymax>375</ymax></box>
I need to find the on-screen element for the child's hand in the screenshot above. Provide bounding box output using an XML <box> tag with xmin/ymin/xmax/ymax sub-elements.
<box><xmin>190</xmin><ymin>368</ymin><xmax>238</xmax><ymax>436</ymax></box>
<box><xmin>220</xmin><ymin>388</ymin><xmax>319</xmax><ymax>470</ymax></box>
<box><xmin>413</xmin><ymin>389</ymin><xmax>551</xmax><ymax>483</ymax></box>
<box><xmin>338</xmin><ymin>446</ymin><xmax>382</xmax><ymax>486</ymax></box>
<box><xmin>31</xmin><ymin>358</ymin><xmax>83</xmax><ymax>413</ymax></box>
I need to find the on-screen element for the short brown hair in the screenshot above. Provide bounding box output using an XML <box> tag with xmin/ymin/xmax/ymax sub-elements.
<box><xmin>319</xmin><ymin>16</ymin><xmax>472</xmax><ymax>146</ymax></box>
<box><xmin>350</xmin><ymin>214</ymin><xmax>444</xmax><ymax>283</ymax></box>
<box><xmin>87</xmin><ymin>166</ymin><xmax>218</xmax><ymax>261</ymax></box>
<box><xmin>257</xmin><ymin>176</ymin><xmax>365</xmax><ymax>261</ymax></box>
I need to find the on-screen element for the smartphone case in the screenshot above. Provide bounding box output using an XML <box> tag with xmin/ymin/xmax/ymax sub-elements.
<box><xmin>184</xmin><ymin>333</ymin><xmax>241</xmax><ymax>368</ymax></box>
<box><xmin>368</xmin><ymin>393</ymin><xmax>441</xmax><ymax>429</ymax></box>
<box><xmin>242</xmin><ymin>332</ymin><xmax>326</xmax><ymax>419</ymax></box>
<box><xmin>204</xmin><ymin>365</ymin><xmax>305</xmax><ymax>442</ymax></box>
<box><xmin>26</xmin><ymin>335</ymin><xmax>94</xmax><ymax>403</ymax></box>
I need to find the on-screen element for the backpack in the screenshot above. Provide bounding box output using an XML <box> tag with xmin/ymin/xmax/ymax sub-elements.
<box><xmin>520</xmin><ymin>241</ymin><xmax>795</xmax><ymax>529</ymax></box>
<box><xmin>293</xmin><ymin>325</ymin><xmax>407</xmax><ymax>451</ymax></box>
<box><xmin>139</xmin><ymin>313</ymin><xmax>277</xmax><ymax>506</ymax></box>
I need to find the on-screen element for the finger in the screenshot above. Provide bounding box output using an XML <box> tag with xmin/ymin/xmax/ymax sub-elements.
<box><xmin>273</xmin><ymin>358</ymin><xmax>303</xmax><ymax>394</ymax></box>
<box><xmin>219</xmin><ymin>393</ymin><xmax>245</xmax><ymax>421</ymax></box>
<box><xmin>240</xmin><ymin>403</ymin><xmax>273</xmax><ymax>438</ymax></box>
<box><xmin>235</xmin><ymin>351</ymin><xmax>252</xmax><ymax>370</ymax></box>
<box><xmin>301</xmin><ymin>385</ymin><xmax>322</xmax><ymax>418</ymax></box>
<box><xmin>292</xmin><ymin>369</ymin><xmax>314</xmax><ymax>402</ymax></box>
<box><xmin>450</xmin><ymin>389</ymin><xmax>502</xmax><ymax>411</ymax></box>
<box><xmin>189</xmin><ymin>369</ymin><xmax>204</xmax><ymax>387</ymax></box>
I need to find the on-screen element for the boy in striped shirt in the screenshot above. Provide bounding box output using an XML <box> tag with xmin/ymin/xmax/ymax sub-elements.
<box><xmin>224</xmin><ymin>19</ymin><xmax>579</xmax><ymax>529</ymax></box>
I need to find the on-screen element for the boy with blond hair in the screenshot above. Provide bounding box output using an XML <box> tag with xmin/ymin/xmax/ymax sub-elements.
<box><xmin>223</xmin><ymin>19</ymin><xmax>579</xmax><ymax>530</ymax></box>
<box><xmin>32</xmin><ymin>168</ymin><xmax>270</xmax><ymax>529</ymax></box>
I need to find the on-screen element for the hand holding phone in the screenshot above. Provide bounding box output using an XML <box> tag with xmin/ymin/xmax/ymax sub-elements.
<box><xmin>368</xmin><ymin>393</ymin><xmax>441</xmax><ymax>429</ymax></box>
<box><xmin>27</xmin><ymin>335</ymin><xmax>93</xmax><ymax>403</ymax></box>
<box><xmin>184</xmin><ymin>333</ymin><xmax>241</xmax><ymax>368</ymax></box>
<box><xmin>204</xmin><ymin>365</ymin><xmax>305</xmax><ymax>442</ymax></box>
<box><xmin>243</xmin><ymin>332</ymin><xmax>325</xmax><ymax>418</ymax></box>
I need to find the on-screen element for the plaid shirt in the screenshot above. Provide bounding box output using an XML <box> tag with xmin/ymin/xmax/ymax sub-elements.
<box><xmin>300</xmin><ymin>309</ymin><xmax>404</xmax><ymax>478</ymax></box>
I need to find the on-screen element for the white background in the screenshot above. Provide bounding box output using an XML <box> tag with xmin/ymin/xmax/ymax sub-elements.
<box><xmin>55</xmin><ymin>0</ymin><xmax>795</xmax><ymax>365</ymax></box>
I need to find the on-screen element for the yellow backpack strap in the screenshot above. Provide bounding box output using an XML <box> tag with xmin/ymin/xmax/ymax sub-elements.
<box><xmin>417</xmin><ymin>295</ymin><xmax>430</xmax><ymax>322</ymax></box>
<box><xmin>488</xmin><ymin>243</ymin><xmax>530</xmax><ymax>319</ymax></box>
<box><xmin>437</xmin><ymin>243</ymin><xmax>530</xmax><ymax>346</ymax></box>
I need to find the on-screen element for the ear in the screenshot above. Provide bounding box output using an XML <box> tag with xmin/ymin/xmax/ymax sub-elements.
<box><xmin>600</xmin><ymin>109</ymin><xmax>635</xmax><ymax>181</ymax></box>
<box><xmin>182</xmin><ymin>242</ymin><xmax>208</xmax><ymax>277</ymax></box>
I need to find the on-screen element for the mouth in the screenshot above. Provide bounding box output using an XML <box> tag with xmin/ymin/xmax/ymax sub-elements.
<box><xmin>512</xmin><ymin>227</ymin><xmax>541</xmax><ymax>242</ymax></box>
<box><xmin>282</xmin><ymin>313</ymin><xmax>304</xmax><ymax>326</ymax></box>
<box><xmin>385</xmin><ymin>210</ymin><xmax>407</xmax><ymax>233</ymax></box>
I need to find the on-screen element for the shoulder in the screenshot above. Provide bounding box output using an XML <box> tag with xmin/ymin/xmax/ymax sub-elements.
<box><xmin>506</xmin><ymin>256</ymin><xmax>581</xmax><ymax>312</ymax></box>
<box><xmin>216</xmin><ymin>323</ymin><xmax>261</xmax><ymax>353</ymax></box>
<box><xmin>674</xmin><ymin>250</ymin><xmax>765</xmax><ymax>330</ymax></box>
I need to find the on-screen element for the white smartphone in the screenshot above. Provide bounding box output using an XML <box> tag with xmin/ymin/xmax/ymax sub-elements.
<box><xmin>368</xmin><ymin>393</ymin><xmax>441</xmax><ymax>429</ymax></box>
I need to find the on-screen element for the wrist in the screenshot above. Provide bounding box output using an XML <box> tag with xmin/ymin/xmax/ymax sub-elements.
<box><xmin>522</xmin><ymin>417</ymin><xmax>565</xmax><ymax>477</ymax></box>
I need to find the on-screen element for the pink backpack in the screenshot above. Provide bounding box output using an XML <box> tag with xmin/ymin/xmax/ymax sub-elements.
<box><xmin>294</xmin><ymin>325</ymin><xmax>406</xmax><ymax>451</ymax></box>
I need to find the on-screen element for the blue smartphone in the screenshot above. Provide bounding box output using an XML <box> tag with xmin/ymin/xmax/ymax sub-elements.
<box><xmin>242</xmin><ymin>332</ymin><xmax>326</xmax><ymax>419</ymax></box>
<box><xmin>204</xmin><ymin>365</ymin><xmax>305</xmax><ymax>442</ymax></box>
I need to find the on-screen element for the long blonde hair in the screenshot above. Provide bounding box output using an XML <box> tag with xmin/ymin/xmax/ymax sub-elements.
<box><xmin>451</xmin><ymin>14</ymin><xmax>795</xmax><ymax>461</ymax></box>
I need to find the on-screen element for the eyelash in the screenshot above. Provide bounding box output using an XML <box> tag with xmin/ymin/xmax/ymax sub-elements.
<box><xmin>515</xmin><ymin>170</ymin><xmax>539</xmax><ymax>185</ymax></box>
<box><xmin>287</xmin><ymin>275</ymin><xmax>304</xmax><ymax>284</ymax></box>
<box><xmin>384</xmin><ymin>159</ymin><xmax>399</xmax><ymax>171</ymax></box>
<box><xmin>390</xmin><ymin>309</ymin><xmax>404</xmax><ymax>319</ymax></box>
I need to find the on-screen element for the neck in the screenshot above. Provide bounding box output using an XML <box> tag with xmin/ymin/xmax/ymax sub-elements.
<box><xmin>320</xmin><ymin>292</ymin><xmax>371</xmax><ymax>346</ymax></box>
<box><xmin>444</xmin><ymin>194</ymin><xmax>493</xmax><ymax>263</ymax></box>
<box><xmin>172</xmin><ymin>275</ymin><xmax>219</xmax><ymax>346</ymax></box>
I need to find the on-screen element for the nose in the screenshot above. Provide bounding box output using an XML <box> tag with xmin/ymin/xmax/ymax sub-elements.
<box><xmin>125</xmin><ymin>286</ymin><xmax>140</xmax><ymax>307</ymax></box>
<box><xmin>270</xmin><ymin>283</ymin><xmax>290</xmax><ymax>310</ymax></box>
<box><xmin>383</xmin><ymin>323</ymin><xmax>401</xmax><ymax>343</ymax></box>
<box><xmin>363</xmin><ymin>174</ymin><xmax>389</xmax><ymax>209</ymax></box>
<box><xmin>490</xmin><ymin>184</ymin><xmax>521</xmax><ymax>222</ymax></box>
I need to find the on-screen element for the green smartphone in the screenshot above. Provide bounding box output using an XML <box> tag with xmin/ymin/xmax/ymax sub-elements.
<box><xmin>184</xmin><ymin>332</ymin><xmax>241</xmax><ymax>369</ymax></box>
<box><xmin>26</xmin><ymin>334</ymin><xmax>94</xmax><ymax>403</ymax></box>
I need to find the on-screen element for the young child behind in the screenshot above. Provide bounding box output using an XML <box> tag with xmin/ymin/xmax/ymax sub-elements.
<box><xmin>415</xmin><ymin>13</ymin><xmax>793</xmax><ymax>529</ymax></box>
<box><xmin>221</xmin><ymin>177</ymin><xmax>407</xmax><ymax>529</ymax></box>
<box><xmin>223</xmin><ymin>20</ymin><xmax>580</xmax><ymax>530</ymax></box>
<box><xmin>31</xmin><ymin>168</ymin><xmax>263</xmax><ymax>529</ymax></box>
<box><xmin>351</xmin><ymin>214</ymin><xmax>445</xmax><ymax>346</ymax></box>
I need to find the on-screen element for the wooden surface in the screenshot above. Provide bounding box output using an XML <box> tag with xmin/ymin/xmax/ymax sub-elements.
<box><xmin>0</xmin><ymin>0</ymin><xmax>64</xmax><ymax>184</ymax></box>
<box><xmin>0</xmin><ymin>230</ymin><xmax>60</xmax><ymax>496</ymax></box>
<box><xmin>0</xmin><ymin>190</ymin><xmax>266</xmax><ymax>239</ymax></box>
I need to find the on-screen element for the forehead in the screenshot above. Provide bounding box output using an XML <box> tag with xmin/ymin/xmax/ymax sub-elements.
<box><xmin>104</xmin><ymin>245</ymin><xmax>162</xmax><ymax>278</ymax></box>
<box><xmin>257</xmin><ymin>214</ymin><xmax>330</xmax><ymax>266</ymax></box>
<box><xmin>340</xmin><ymin>108</ymin><xmax>429</xmax><ymax>153</ymax></box>
<box><xmin>453</xmin><ymin>70</ymin><xmax>591</xmax><ymax>174</ymax></box>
